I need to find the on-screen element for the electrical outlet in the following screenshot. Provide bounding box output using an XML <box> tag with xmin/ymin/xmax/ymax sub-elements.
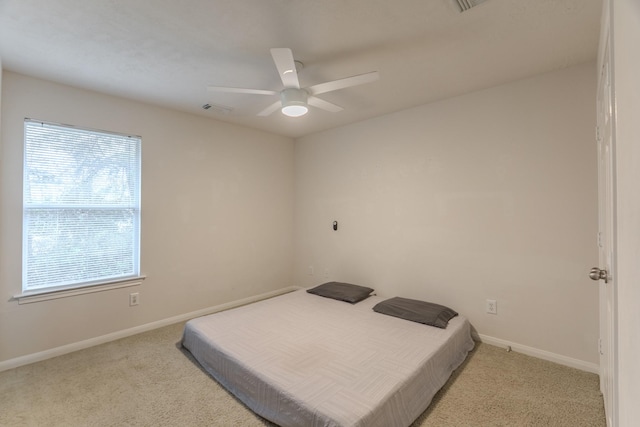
<box><xmin>308</xmin><ymin>266</ymin><xmax>314</xmax><ymax>275</ymax></box>
<box><xmin>130</xmin><ymin>292</ymin><xmax>139</xmax><ymax>306</ymax></box>
<box><xmin>486</xmin><ymin>299</ymin><xmax>497</xmax><ymax>315</ymax></box>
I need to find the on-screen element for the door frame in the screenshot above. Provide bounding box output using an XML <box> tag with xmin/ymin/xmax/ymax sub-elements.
<box><xmin>596</xmin><ymin>1</ymin><xmax>618</xmax><ymax>425</ymax></box>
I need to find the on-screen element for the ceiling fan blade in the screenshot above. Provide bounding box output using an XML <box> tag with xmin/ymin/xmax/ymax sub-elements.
<box><xmin>257</xmin><ymin>100</ymin><xmax>282</xmax><ymax>117</ymax></box>
<box><xmin>307</xmin><ymin>71</ymin><xmax>379</xmax><ymax>96</ymax></box>
<box><xmin>270</xmin><ymin>48</ymin><xmax>300</xmax><ymax>89</ymax></box>
<box><xmin>308</xmin><ymin>96</ymin><xmax>343</xmax><ymax>113</ymax></box>
<box><xmin>207</xmin><ymin>86</ymin><xmax>278</xmax><ymax>96</ymax></box>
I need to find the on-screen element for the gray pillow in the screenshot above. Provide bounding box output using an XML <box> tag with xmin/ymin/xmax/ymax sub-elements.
<box><xmin>373</xmin><ymin>297</ymin><xmax>458</xmax><ymax>329</ymax></box>
<box><xmin>306</xmin><ymin>282</ymin><xmax>374</xmax><ymax>304</ymax></box>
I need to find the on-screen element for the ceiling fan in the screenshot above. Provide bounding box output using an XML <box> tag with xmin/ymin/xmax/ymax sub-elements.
<box><xmin>207</xmin><ymin>48</ymin><xmax>379</xmax><ymax>118</ymax></box>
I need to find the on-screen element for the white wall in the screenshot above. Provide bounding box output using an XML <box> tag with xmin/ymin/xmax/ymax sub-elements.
<box><xmin>1</xmin><ymin>63</ymin><xmax>602</xmax><ymax>371</ymax></box>
<box><xmin>0</xmin><ymin>72</ymin><xmax>294</xmax><ymax>363</ymax></box>
<box><xmin>294</xmin><ymin>63</ymin><xmax>599</xmax><ymax>366</ymax></box>
<box><xmin>611</xmin><ymin>0</ymin><xmax>640</xmax><ymax>424</ymax></box>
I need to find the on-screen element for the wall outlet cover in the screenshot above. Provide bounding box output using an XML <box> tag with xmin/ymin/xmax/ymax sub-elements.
<box><xmin>486</xmin><ymin>299</ymin><xmax>497</xmax><ymax>314</ymax></box>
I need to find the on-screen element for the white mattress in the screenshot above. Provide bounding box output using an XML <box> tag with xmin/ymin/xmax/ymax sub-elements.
<box><xmin>181</xmin><ymin>290</ymin><xmax>474</xmax><ymax>427</ymax></box>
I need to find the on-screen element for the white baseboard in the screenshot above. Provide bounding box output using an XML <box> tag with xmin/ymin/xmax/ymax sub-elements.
<box><xmin>0</xmin><ymin>286</ymin><xmax>300</xmax><ymax>373</ymax></box>
<box><xmin>1</xmin><ymin>289</ymin><xmax>600</xmax><ymax>376</ymax></box>
<box><xmin>475</xmin><ymin>333</ymin><xmax>600</xmax><ymax>374</ymax></box>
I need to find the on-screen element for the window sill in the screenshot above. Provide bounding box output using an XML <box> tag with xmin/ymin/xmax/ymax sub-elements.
<box><xmin>13</xmin><ymin>276</ymin><xmax>146</xmax><ymax>305</ymax></box>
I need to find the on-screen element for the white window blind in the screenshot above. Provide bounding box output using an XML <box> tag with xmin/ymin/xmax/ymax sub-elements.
<box><xmin>23</xmin><ymin>119</ymin><xmax>141</xmax><ymax>291</ymax></box>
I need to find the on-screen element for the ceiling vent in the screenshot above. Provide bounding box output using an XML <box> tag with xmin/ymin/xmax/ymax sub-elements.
<box><xmin>202</xmin><ymin>103</ymin><xmax>233</xmax><ymax>115</ymax></box>
<box><xmin>453</xmin><ymin>0</ymin><xmax>488</xmax><ymax>12</ymax></box>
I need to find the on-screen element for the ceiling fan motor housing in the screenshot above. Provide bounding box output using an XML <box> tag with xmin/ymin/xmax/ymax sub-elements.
<box><xmin>281</xmin><ymin>88</ymin><xmax>309</xmax><ymax>117</ymax></box>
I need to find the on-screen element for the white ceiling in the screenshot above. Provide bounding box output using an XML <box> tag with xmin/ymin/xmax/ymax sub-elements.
<box><xmin>0</xmin><ymin>0</ymin><xmax>602</xmax><ymax>138</ymax></box>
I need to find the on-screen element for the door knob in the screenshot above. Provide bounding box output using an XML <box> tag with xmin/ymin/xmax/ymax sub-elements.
<box><xmin>589</xmin><ymin>267</ymin><xmax>608</xmax><ymax>283</ymax></box>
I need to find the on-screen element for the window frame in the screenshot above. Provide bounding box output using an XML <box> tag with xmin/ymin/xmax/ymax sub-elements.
<box><xmin>17</xmin><ymin>119</ymin><xmax>145</xmax><ymax>303</ymax></box>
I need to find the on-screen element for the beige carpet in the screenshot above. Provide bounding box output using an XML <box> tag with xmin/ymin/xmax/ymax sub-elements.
<box><xmin>0</xmin><ymin>322</ymin><xmax>605</xmax><ymax>427</ymax></box>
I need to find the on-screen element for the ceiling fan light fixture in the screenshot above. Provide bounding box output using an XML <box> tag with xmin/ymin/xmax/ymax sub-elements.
<box><xmin>281</xmin><ymin>88</ymin><xmax>309</xmax><ymax>117</ymax></box>
<box><xmin>282</xmin><ymin>104</ymin><xmax>308</xmax><ymax>117</ymax></box>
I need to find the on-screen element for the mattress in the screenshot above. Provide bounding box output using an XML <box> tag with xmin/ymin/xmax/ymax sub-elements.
<box><xmin>181</xmin><ymin>289</ymin><xmax>474</xmax><ymax>427</ymax></box>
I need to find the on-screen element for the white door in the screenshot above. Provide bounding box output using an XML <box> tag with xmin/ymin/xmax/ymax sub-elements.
<box><xmin>595</xmin><ymin>30</ymin><xmax>616</xmax><ymax>427</ymax></box>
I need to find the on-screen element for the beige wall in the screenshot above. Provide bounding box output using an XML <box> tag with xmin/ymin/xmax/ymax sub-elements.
<box><xmin>294</xmin><ymin>63</ymin><xmax>599</xmax><ymax>366</ymax></box>
<box><xmin>0</xmin><ymin>72</ymin><xmax>294</xmax><ymax>363</ymax></box>
<box><xmin>1</xmin><ymin>63</ymin><xmax>601</xmax><ymax>370</ymax></box>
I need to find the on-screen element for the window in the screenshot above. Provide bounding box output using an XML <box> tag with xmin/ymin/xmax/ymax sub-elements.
<box><xmin>23</xmin><ymin>119</ymin><xmax>141</xmax><ymax>293</ymax></box>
